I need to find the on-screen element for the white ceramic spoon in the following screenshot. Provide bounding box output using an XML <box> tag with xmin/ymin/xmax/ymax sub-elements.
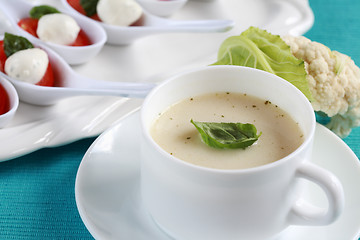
<box><xmin>0</xmin><ymin>0</ymin><xmax>107</xmax><ymax>65</ymax></box>
<box><xmin>0</xmin><ymin>76</ymin><xmax>19</xmax><ymax>128</ymax></box>
<box><xmin>0</xmin><ymin>40</ymin><xmax>156</xmax><ymax>106</ymax></box>
<box><xmin>136</xmin><ymin>0</ymin><xmax>188</xmax><ymax>17</ymax></box>
<box><xmin>61</xmin><ymin>0</ymin><xmax>234</xmax><ymax>45</ymax></box>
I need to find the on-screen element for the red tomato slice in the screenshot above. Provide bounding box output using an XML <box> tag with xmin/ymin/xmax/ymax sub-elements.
<box><xmin>18</xmin><ymin>16</ymin><xmax>92</xmax><ymax>46</ymax></box>
<box><xmin>72</xmin><ymin>29</ymin><xmax>92</xmax><ymax>46</ymax></box>
<box><xmin>0</xmin><ymin>83</ymin><xmax>10</xmax><ymax>115</ymax></box>
<box><xmin>18</xmin><ymin>18</ymin><xmax>39</xmax><ymax>37</ymax></box>
<box><xmin>35</xmin><ymin>62</ymin><xmax>55</xmax><ymax>87</ymax></box>
<box><xmin>67</xmin><ymin>0</ymin><xmax>101</xmax><ymax>21</ymax></box>
<box><xmin>0</xmin><ymin>40</ymin><xmax>55</xmax><ymax>87</ymax></box>
<box><xmin>0</xmin><ymin>41</ymin><xmax>7</xmax><ymax>73</ymax></box>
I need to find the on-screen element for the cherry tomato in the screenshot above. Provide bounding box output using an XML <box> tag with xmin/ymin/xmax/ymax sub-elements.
<box><xmin>0</xmin><ymin>40</ymin><xmax>55</xmax><ymax>87</ymax></box>
<box><xmin>0</xmin><ymin>83</ymin><xmax>10</xmax><ymax>115</ymax></box>
<box><xmin>0</xmin><ymin>41</ymin><xmax>7</xmax><ymax>73</ymax></box>
<box><xmin>18</xmin><ymin>18</ymin><xmax>39</xmax><ymax>37</ymax></box>
<box><xmin>18</xmin><ymin>15</ymin><xmax>92</xmax><ymax>46</ymax></box>
<box><xmin>66</xmin><ymin>0</ymin><xmax>101</xmax><ymax>21</ymax></box>
<box><xmin>35</xmin><ymin>62</ymin><xmax>55</xmax><ymax>87</ymax></box>
<box><xmin>71</xmin><ymin>30</ymin><xmax>92</xmax><ymax>46</ymax></box>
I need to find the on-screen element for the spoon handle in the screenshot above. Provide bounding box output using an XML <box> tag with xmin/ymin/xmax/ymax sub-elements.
<box><xmin>163</xmin><ymin>19</ymin><xmax>234</xmax><ymax>32</ymax></box>
<box><xmin>9</xmin><ymin>74</ymin><xmax>156</xmax><ymax>105</ymax></box>
<box><xmin>84</xmin><ymin>81</ymin><xmax>156</xmax><ymax>98</ymax></box>
<box><xmin>66</xmin><ymin>74</ymin><xmax>156</xmax><ymax>98</ymax></box>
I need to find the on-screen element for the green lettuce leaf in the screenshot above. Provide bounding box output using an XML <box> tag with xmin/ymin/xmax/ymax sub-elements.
<box><xmin>29</xmin><ymin>5</ymin><xmax>60</xmax><ymax>19</ymax></box>
<box><xmin>212</xmin><ymin>27</ymin><xmax>313</xmax><ymax>101</ymax></box>
<box><xmin>191</xmin><ymin>119</ymin><xmax>261</xmax><ymax>149</ymax></box>
<box><xmin>80</xmin><ymin>0</ymin><xmax>99</xmax><ymax>17</ymax></box>
<box><xmin>3</xmin><ymin>32</ymin><xmax>34</xmax><ymax>57</ymax></box>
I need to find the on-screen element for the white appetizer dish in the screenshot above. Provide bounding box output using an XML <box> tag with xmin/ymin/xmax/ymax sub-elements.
<box><xmin>0</xmin><ymin>37</ymin><xmax>155</xmax><ymax>106</ymax></box>
<box><xmin>0</xmin><ymin>0</ymin><xmax>107</xmax><ymax>65</ymax></box>
<box><xmin>0</xmin><ymin>77</ymin><xmax>19</xmax><ymax>128</ymax></box>
<box><xmin>75</xmin><ymin>111</ymin><xmax>360</xmax><ymax>240</ymax></box>
<box><xmin>0</xmin><ymin>0</ymin><xmax>314</xmax><ymax>161</ymax></box>
<box><xmin>136</xmin><ymin>0</ymin><xmax>188</xmax><ymax>17</ymax></box>
<box><xmin>61</xmin><ymin>0</ymin><xmax>234</xmax><ymax>45</ymax></box>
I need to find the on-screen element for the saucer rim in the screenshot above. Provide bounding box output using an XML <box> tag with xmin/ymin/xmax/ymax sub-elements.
<box><xmin>75</xmin><ymin>111</ymin><xmax>360</xmax><ymax>240</ymax></box>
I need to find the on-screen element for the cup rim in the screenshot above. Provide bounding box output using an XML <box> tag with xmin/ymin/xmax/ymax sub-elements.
<box><xmin>141</xmin><ymin>65</ymin><xmax>316</xmax><ymax>174</ymax></box>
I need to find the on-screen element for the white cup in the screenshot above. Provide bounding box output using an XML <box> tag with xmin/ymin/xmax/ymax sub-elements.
<box><xmin>140</xmin><ymin>66</ymin><xmax>344</xmax><ymax>240</ymax></box>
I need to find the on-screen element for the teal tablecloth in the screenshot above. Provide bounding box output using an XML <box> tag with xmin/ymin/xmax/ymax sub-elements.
<box><xmin>1</xmin><ymin>0</ymin><xmax>359</xmax><ymax>239</ymax></box>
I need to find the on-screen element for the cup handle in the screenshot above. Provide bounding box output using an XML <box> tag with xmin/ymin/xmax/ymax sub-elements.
<box><xmin>288</xmin><ymin>161</ymin><xmax>344</xmax><ymax>226</ymax></box>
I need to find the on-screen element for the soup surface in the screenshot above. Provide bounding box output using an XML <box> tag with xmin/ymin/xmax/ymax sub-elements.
<box><xmin>151</xmin><ymin>92</ymin><xmax>304</xmax><ymax>170</ymax></box>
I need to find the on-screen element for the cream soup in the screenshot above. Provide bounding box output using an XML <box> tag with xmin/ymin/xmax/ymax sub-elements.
<box><xmin>150</xmin><ymin>92</ymin><xmax>304</xmax><ymax>170</ymax></box>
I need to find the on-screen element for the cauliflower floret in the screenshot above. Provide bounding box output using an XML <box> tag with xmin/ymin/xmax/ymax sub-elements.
<box><xmin>283</xmin><ymin>35</ymin><xmax>360</xmax><ymax>137</ymax></box>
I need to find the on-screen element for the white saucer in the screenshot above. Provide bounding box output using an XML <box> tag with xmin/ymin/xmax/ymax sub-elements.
<box><xmin>75</xmin><ymin>111</ymin><xmax>360</xmax><ymax>240</ymax></box>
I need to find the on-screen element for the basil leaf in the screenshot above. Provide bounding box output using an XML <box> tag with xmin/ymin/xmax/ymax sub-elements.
<box><xmin>29</xmin><ymin>5</ymin><xmax>60</xmax><ymax>19</ymax></box>
<box><xmin>212</xmin><ymin>27</ymin><xmax>313</xmax><ymax>101</ymax></box>
<box><xmin>191</xmin><ymin>119</ymin><xmax>261</xmax><ymax>149</ymax></box>
<box><xmin>4</xmin><ymin>33</ymin><xmax>34</xmax><ymax>57</ymax></box>
<box><xmin>80</xmin><ymin>0</ymin><xmax>99</xmax><ymax>17</ymax></box>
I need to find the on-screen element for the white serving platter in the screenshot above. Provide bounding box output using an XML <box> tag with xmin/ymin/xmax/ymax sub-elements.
<box><xmin>0</xmin><ymin>0</ymin><xmax>314</xmax><ymax>161</ymax></box>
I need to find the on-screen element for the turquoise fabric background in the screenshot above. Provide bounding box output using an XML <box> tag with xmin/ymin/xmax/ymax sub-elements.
<box><xmin>0</xmin><ymin>0</ymin><xmax>359</xmax><ymax>239</ymax></box>
<box><xmin>305</xmin><ymin>0</ymin><xmax>360</xmax><ymax>159</ymax></box>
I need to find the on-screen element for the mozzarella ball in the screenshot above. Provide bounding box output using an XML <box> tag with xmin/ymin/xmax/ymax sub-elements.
<box><xmin>37</xmin><ymin>13</ymin><xmax>80</xmax><ymax>45</ymax></box>
<box><xmin>5</xmin><ymin>48</ymin><xmax>49</xmax><ymax>84</ymax></box>
<box><xmin>97</xmin><ymin>0</ymin><xmax>143</xmax><ymax>26</ymax></box>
